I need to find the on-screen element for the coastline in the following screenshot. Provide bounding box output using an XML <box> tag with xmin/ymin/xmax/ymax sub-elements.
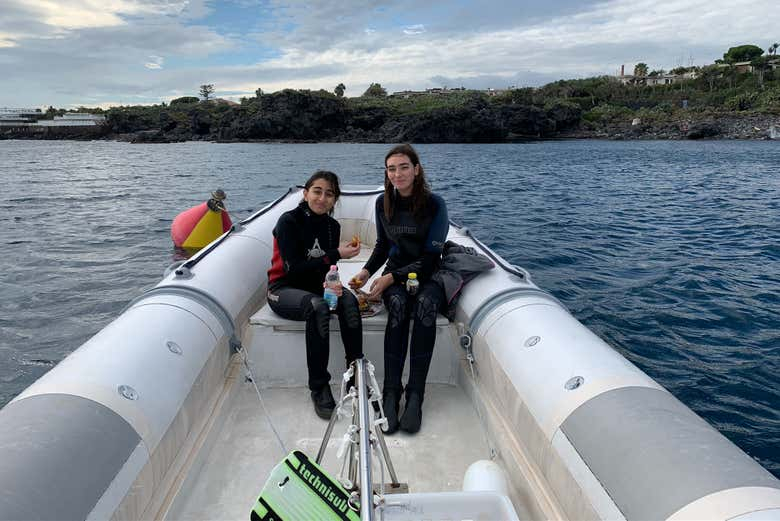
<box><xmin>2</xmin><ymin>112</ymin><xmax>778</xmax><ymax>143</ymax></box>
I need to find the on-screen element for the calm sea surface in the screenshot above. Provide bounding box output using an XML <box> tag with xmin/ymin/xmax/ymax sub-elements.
<box><xmin>1</xmin><ymin>140</ymin><xmax>778</xmax><ymax>477</ymax></box>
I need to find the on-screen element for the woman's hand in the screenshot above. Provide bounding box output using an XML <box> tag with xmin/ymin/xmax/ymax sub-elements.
<box><xmin>338</xmin><ymin>241</ymin><xmax>360</xmax><ymax>259</ymax></box>
<box><xmin>323</xmin><ymin>281</ymin><xmax>344</xmax><ymax>297</ymax></box>
<box><xmin>348</xmin><ymin>269</ymin><xmax>370</xmax><ymax>290</ymax></box>
<box><xmin>367</xmin><ymin>274</ymin><xmax>394</xmax><ymax>301</ymax></box>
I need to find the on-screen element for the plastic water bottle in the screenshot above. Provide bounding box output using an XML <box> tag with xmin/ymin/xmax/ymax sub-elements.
<box><xmin>406</xmin><ymin>272</ymin><xmax>419</xmax><ymax>295</ymax></box>
<box><xmin>323</xmin><ymin>265</ymin><xmax>340</xmax><ymax>311</ymax></box>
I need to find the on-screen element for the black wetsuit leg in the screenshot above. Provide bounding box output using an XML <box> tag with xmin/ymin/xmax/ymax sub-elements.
<box><xmin>405</xmin><ymin>281</ymin><xmax>445</xmax><ymax>396</ymax></box>
<box><xmin>335</xmin><ymin>290</ymin><xmax>364</xmax><ymax>368</ymax></box>
<box><xmin>382</xmin><ymin>283</ymin><xmax>411</xmax><ymax>393</ymax></box>
<box><xmin>267</xmin><ymin>286</ymin><xmax>332</xmax><ymax>390</ymax></box>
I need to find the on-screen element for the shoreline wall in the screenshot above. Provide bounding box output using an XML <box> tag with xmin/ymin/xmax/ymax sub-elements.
<box><xmin>0</xmin><ymin>125</ymin><xmax>110</xmax><ymax>140</ymax></box>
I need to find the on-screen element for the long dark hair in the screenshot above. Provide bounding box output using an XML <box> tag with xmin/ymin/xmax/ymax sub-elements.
<box><xmin>302</xmin><ymin>170</ymin><xmax>341</xmax><ymax>214</ymax></box>
<box><xmin>383</xmin><ymin>144</ymin><xmax>431</xmax><ymax>220</ymax></box>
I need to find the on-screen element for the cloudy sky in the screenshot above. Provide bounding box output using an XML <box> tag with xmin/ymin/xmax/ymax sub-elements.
<box><xmin>1</xmin><ymin>0</ymin><xmax>777</xmax><ymax>109</ymax></box>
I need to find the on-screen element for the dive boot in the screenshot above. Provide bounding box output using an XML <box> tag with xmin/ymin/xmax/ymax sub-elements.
<box><xmin>400</xmin><ymin>391</ymin><xmax>423</xmax><ymax>433</ymax></box>
<box><xmin>382</xmin><ymin>390</ymin><xmax>401</xmax><ymax>434</ymax></box>
<box><xmin>311</xmin><ymin>385</ymin><xmax>336</xmax><ymax>420</ymax></box>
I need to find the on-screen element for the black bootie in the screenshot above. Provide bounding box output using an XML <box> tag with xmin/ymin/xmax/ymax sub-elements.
<box><xmin>382</xmin><ymin>390</ymin><xmax>401</xmax><ymax>434</ymax></box>
<box><xmin>400</xmin><ymin>391</ymin><xmax>423</xmax><ymax>434</ymax></box>
<box><xmin>311</xmin><ymin>385</ymin><xmax>336</xmax><ymax>420</ymax></box>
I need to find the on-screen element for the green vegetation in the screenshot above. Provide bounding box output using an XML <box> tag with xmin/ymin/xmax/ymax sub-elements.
<box><xmin>722</xmin><ymin>45</ymin><xmax>764</xmax><ymax>63</ymax></box>
<box><xmin>199</xmin><ymin>84</ymin><xmax>215</xmax><ymax>101</ymax></box>
<box><xmin>363</xmin><ymin>83</ymin><xmax>387</xmax><ymax>97</ymax></box>
<box><xmin>171</xmin><ymin>96</ymin><xmax>199</xmax><ymax>105</ymax></box>
<box><xmin>347</xmin><ymin>89</ymin><xmax>485</xmax><ymax>115</ymax></box>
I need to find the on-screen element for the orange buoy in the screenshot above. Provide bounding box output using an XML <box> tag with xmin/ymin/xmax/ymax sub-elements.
<box><xmin>171</xmin><ymin>190</ymin><xmax>233</xmax><ymax>249</ymax></box>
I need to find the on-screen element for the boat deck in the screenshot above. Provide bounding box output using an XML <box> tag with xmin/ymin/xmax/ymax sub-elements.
<box><xmin>169</xmin><ymin>381</ymin><xmax>493</xmax><ymax>520</ymax></box>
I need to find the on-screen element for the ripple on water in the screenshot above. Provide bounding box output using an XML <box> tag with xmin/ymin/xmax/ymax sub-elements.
<box><xmin>0</xmin><ymin>140</ymin><xmax>778</xmax><ymax>479</ymax></box>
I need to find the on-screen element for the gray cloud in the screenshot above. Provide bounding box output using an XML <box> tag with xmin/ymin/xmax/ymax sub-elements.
<box><xmin>1</xmin><ymin>0</ymin><xmax>777</xmax><ymax>107</ymax></box>
<box><xmin>0</xmin><ymin>2</ymin><xmax>234</xmax><ymax>106</ymax></box>
<box><xmin>252</xmin><ymin>0</ymin><xmax>428</xmax><ymax>51</ymax></box>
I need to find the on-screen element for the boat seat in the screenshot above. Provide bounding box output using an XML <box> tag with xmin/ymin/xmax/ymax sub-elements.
<box><xmin>245</xmin><ymin>250</ymin><xmax>456</xmax><ymax>387</ymax></box>
<box><xmin>251</xmin><ymin>253</ymin><xmax>448</xmax><ymax>331</ymax></box>
<box><xmin>336</xmin><ymin>215</ymin><xmax>376</xmax><ymax>263</ymax></box>
<box><xmin>250</xmin><ymin>299</ymin><xmax>449</xmax><ymax>332</ymax></box>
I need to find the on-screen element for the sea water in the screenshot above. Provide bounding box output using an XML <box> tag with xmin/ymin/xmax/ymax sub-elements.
<box><xmin>1</xmin><ymin>139</ymin><xmax>778</xmax><ymax>477</ymax></box>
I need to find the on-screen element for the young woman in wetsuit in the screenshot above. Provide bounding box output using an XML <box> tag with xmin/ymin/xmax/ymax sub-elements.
<box><xmin>349</xmin><ymin>144</ymin><xmax>448</xmax><ymax>434</ymax></box>
<box><xmin>267</xmin><ymin>171</ymin><xmax>363</xmax><ymax>419</ymax></box>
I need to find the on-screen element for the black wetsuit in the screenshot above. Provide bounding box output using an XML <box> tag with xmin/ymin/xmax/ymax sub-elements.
<box><xmin>364</xmin><ymin>192</ymin><xmax>448</xmax><ymax>396</ymax></box>
<box><xmin>267</xmin><ymin>202</ymin><xmax>363</xmax><ymax>390</ymax></box>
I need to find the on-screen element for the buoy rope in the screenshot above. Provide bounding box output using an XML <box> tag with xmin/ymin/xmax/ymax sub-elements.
<box><xmin>236</xmin><ymin>344</ymin><xmax>289</xmax><ymax>456</ymax></box>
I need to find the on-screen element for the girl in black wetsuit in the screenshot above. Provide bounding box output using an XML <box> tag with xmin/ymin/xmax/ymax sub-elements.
<box><xmin>349</xmin><ymin>145</ymin><xmax>448</xmax><ymax>434</ymax></box>
<box><xmin>267</xmin><ymin>171</ymin><xmax>363</xmax><ymax>419</ymax></box>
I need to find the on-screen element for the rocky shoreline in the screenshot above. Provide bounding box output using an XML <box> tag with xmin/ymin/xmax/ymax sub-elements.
<box><xmin>3</xmin><ymin>103</ymin><xmax>778</xmax><ymax>143</ymax></box>
<box><xmin>562</xmin><ymin>113</ymin><xmax>779</xmax><ymax>140</ymax></box>
<box><xmin>5</xmin><ymin>118</ymin><xmax>777</xmax><ymax>143</ymax></box>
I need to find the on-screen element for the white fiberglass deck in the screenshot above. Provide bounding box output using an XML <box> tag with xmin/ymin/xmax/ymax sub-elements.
<box><xmin>164</xmin><ymin>243</ymin><xmax>525</xmax><ymax>520</ymax></box>
<box><xmin>169</xmin><ymin>380</ymin><xmax>493</xmax><ymax>520</ymax></box>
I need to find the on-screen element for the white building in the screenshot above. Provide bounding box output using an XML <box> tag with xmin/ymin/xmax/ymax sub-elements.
<box><xmin>0</xmin><ymin>110</ymin><xmax>105</xmax><ymax>127</ymax></box>
<box><xmin>0</xmin><ymin>108</ymin><xmax>41</xmax><ymax>126</ymax></box>
<box><xmin>36</xmin><ymin>113</ymin><xmax>106</xmax><ymax>127</ymax></box>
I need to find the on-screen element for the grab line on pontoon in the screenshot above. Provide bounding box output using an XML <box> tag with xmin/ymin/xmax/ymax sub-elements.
<box><xmin>236</xmin><ymin>343</ymin><xmax>289</xmax><ymax>456</ymax></box>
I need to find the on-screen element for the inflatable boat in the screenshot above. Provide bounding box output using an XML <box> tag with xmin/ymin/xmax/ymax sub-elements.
<box><xmin>1</xmin><ymin>186</ymin><xmax>779</xmax><ymax>520</ymax></box>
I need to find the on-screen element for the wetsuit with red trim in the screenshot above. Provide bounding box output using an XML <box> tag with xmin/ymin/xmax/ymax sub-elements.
<box><xmin>266</xmin><ymin>201</ymin><xmax>362</xmax><ymax>394</ymax></box>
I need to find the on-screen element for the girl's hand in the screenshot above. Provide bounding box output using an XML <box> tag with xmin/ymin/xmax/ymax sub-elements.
<box><xmin>323</xmin><ymin>281</ymin><xmax>344</xmax><ymax>297</ymax></box>
<box><xmin>348</xmin><ymin>269</ymin><xmax>370</xmax><ymax>290</ymax></box>
<box><xmin>338</xmin><ymin>241</ymin><xmax>360</xmax><ymax>259</ymax></box>
<box><xmin>367</xmin><ymin>274</ymin><xmax>394</xmax><ymax>301</ymax></box>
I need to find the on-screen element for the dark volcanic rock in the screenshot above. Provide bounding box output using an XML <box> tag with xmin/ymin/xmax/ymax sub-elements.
<box><xmin>686</xmin><ymin>121</ymin><xmax>721</xmax><ymax>139</ymax></box>
<box><xmin>385</xmin><ymin>106</ymin><xmax>508</xmax><ymax>143</ymax></box>
<box><xmin>544</xmin><ymin>100</ymin><xmax>582</xmax><ymax>131</ymax></box>
<box><xmin>130</xmin><ymin>130</ymin><xmax>172</xmax><ymax>143</ymax></box>
<box><xmin>368</xmin><ymin>101</ymin><xmax>570</xmax><ymax>143</ymax></box>
<box><xmin>216</xmin><ymin>90</ymin><xmax>347</xmax><ymax>141</ymax></box>
<box><xmin>159</xmin><ymin>111</ymin><xmax>178</xmax><ymax>132</ymax></box>
<box><xmin>502</xmin><ymin>105</ymin><xmax>555</xmax><ymax>137</ymax></box>
<box><xmin>347</xmin><ymin>106</ymin><xmax>389</xmax><ymax>131</ymax></box>
<box><xmin>190</xmin><ymin>109</ymin><xmax>212</xmax><ymax>136</ymax></box>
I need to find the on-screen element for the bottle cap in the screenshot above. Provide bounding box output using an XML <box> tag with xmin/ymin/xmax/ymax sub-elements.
<box><xmin>408</xmin><ymin>272</ymin><xmax>417</xmax><ymax>280</ymax></box>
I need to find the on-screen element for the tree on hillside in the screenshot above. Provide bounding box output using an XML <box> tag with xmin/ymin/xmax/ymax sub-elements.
<box><xmin>171</xmin><ymin>96</ymin><xmax>200</xmax><ymax>105</ymax></box>
<box><xmin>255</xmin><ymin>88</ymin><xmax>264</xmax><ymax>98</ymax></box>
<box><xmin>751</xmin><ymin>55</ymin><xmax>773</xmax><ymax>86</ymax></box>
<box><xmin>769</xmin><ymin>42</ymin><xmax>779</xmax><ymax>56</ymax></box>
<box><xmin>723</xmin><ymin>44</ymin><xmax>764</xmax><ymax>63</ymax></box>
<box><xmin>363</xmin><ymin>83</ymin><xmax>387</xmax><ymax>97</ymax></box>
<box><xmin>698</xmin><ymin>65</ymin><xmax>721</xmax><ymax>92</ymax></box>
<box><xmin>334</xmin><ymin>83</ymin><xmax>346</xmax><ymax>97</ymax></box>
<box><xmin>199</xmin><ymin>84</ymin><xmax>215</xmax><ymax>101</ymax></box>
